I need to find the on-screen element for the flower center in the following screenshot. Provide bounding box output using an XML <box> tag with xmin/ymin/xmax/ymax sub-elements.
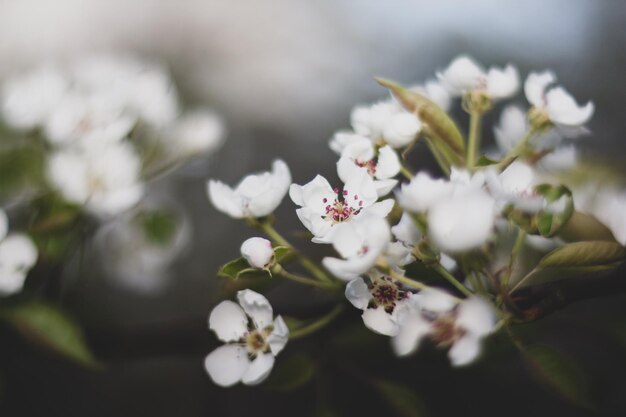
<box><xmin>431</xmin><ymin>315</ymin><xmax>465</xmax><ymax>347</ymax></box>
<box><xmin>355</xmin><ymin>158</ymin><xmax>377</xmax><ymax>176</ymax></box>
<box><xmin>322</xmin><ymin>188</ymin><xmax>364</xmax><ymax>224</ymax></box>
<box><xmin>245</xmin><ymin>329</ymin><xmax>269</xmax><ymax>355</ymax></box>
<box><xmin>369</xmin><ymin>275</ymin><xmax>409</xmax><ymax>314</ymax></box>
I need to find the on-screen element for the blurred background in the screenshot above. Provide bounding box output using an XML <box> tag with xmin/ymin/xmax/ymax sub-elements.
<box><xmin>0</xmin><ymin>0</ymin><xmax>625</xmax><ymax>416</ymax></box>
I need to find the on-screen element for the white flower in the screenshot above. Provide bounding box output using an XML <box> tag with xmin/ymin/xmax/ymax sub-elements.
<box><xmin>392</xmin><ymin>289</ymin><xmax>495</xmax><ymax>366</ymax></box>
<box><xmin>241</xmin><ymin>237</ymin><xmax>274</xmax><ymax>269</ymax></box>
<box><xmin>538</xmin><ymin>145</ymin><xmax>577</xmax><ymax>172</ymax></box>
<box><xmin>350</xmin><ymin>101</ymin><xmax>421</xmax><ymax>148</ymax></box>
<box><xmin>208</xmin><ymin>160</ymin><xmax>291</xmax><ymax>219</ymax></box>
<box><xmin>485</xmin><ymin>161</ymin><xmax>544</xmax><ymax>213</ymax></box>
<box><xmin>44</xmin><ymin>92</ymin><xmax>136</xmax><ymax>146</ymax></box>
<box><xmin>524</xmin><ymin>71</ymin><xmax>594</xmax><ymax>127</ymax></box>
<box><xmin>1</xmin><ymin>66</ymin><xmax>68</xmax><ymax>130</ymax></box>
<box><xmin>322</xmin><ymin>215</ymin><xmax>391</xmax><ymax>281</ymax></box>
<box><xmin>437</xmin><ymin>55</ymin><xmax>519</xmax><ymax>99</ymax></box>
<box><xmin>336</xmin><ymin>138</ymin><xmax>400</xmax><ymax>197</ymax></box>
<box><xmin>290</xmin><ymin>172</ymin><xmax>393</xmax><ymax>243</ymax></box>
<box><xmin>205</xmin><ymin>289</ymin><xmax>288</xmax><ymax>387</ymax></box>
<box><xmin>345</xmin><ymin>272</ymin><xmax>413</xmax><ymax>336</ymax></box>
<box><xmin>0</xmin><ymin>210</ymin><xmax>38</xmax><ymax>295</ymax></box>
<box><xmin>391</xmin><ymin>213</ymin><xmax>422</xmax><ymax>246</ymax></box>
<box><xmin>583</xmin><ymin>189</ymin><xmax>626</xmax><ymax>246</ymax></box>
<box><xmin>428</xmin><ymin>187</ymin><xmax>496</xmax><ymax>253</ymax></box>
<box><xmin>48</xmin><ymin>140</ymin><xmax>144</xmax><ymax>216</ymax></box>
<box><xmin>165</xmin><ymin>108</ymin><xmax>225</xmax><ymax>156</ymax></box>
<box><xmin>396</xmin><ymin>172</ymin><xmax>453</xmax><ymax>213</ymax></box>
<box><xmin>494</xmin><ymin>105</ymin><xmax>563</xmax><ymax>154</ymax></box>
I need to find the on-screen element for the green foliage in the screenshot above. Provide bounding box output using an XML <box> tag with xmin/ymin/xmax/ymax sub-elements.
<box><xmin>218</xmin><ymin>257</ymin><xmax>272</xmax><ymax>280</ymax></box>
<box><xmin>373</xmin><ymin>379</ymin><xmax>428</xmax><ymax>417</ymax></box>
<box><xmin>559</xmin><ymin>211</ymin><xmax>617</xmax><ymax>242</ymax></box>
<box><xmin>524</xmin><ymin>345</ymin><xmax>593</xmax><ymax>410</ymax></box>
<box><xmin>264</xmin><ymin>353</ymin><xmax>317</xmax><ymax>391</ymax></box>
<box><xmin>0</xmin><ymin>142</ymin><xmax>46</xmax><ymax>199</ymax></box>
<box><xmin>0</xmin><ymin>302</ymin><xmax>100</xmax><ymax>368</ymax></box>
<box><xmin>137</xmin><ymin>209</ymin><xmax>178</xmax><ymax>246</ymax></box>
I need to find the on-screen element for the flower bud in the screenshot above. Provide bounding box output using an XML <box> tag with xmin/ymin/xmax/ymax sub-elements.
<box><xmin>240</xmin><ymin>237</ymin><xmax>274</xmax><ymax>269</ymax></box>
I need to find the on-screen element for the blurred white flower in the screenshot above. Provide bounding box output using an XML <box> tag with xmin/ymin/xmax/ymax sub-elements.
<box><xmin>336</xmin><ymin>138</ymin><xmax>400</xmax><ymax>197</ymax></box>
<box><xmin>350</xmin><ymin>100</ymin><xmax>421</xmax><ymax>148</ymax></box>
<box><xmin>391</xmin><ymin>213</ymin><xmax>421</xmax><ymax>246</ymax></box>
<box><xmin>524</xmin><ymin>71</ymin><xmax>594</xmax><ymax>128</ymax></box>
<box><xmin>322</xmin><ymin>215</ymin><xmax>390</xmax><ymax>281</ymax></box>
<box><xmin>208</xmin><ymin>160</ymin><xmax>291</xmax><ymax>219</ymax></box>
<box><xmin>392</xmin><ymin>289</ymin><xmax>495</xmax><ymax>366</ymax></box>
<box><xmin>485</xmin><ymin>161</ymin><xmax>544</xmax><ymax>213</ymax></box>
<box><xmin>494</xmin><ymin>105</ymin><xmax>563</xmax><ymax>153</ymax></box>
<box><xmin>1</xmin><ymin>66</ymin><xmax>68</xmax><ymax>130</ymax></box>
<box><xmin>409</xmin><ymin>79</ymin><xmax>452</xmax><ymax>112</ymax></box>
<box><xmin>538</xmin><ymin>145</ymin><xmax>577</xmax><ymax>172</ymax></box>
<box><xmin>0</xmin><ymin>210</ymin><xmax>38</xmax><ymax>295</ymax></box>
<box><xmin>437</xmin><ymin>55</ymin><xmax>519</xmax><ymax>100</ymax></box>
<box><xmin>241</xmin><ymin>237</ymin><xmax>274</xmax><ymax>269</ymax></box>
<box><xmin>428</xmin><ymin>187</ymin><xmax>496</xmax><ymax>253</ymax></box>
<box><xmin>164</xmin><ymin>108</ymin><xmax>225</xmax><ymax>156</ymax></box>
<box><xmin>396</xmin><ymin>172</ymin><xmax>453</xmax><ymax>213</ymax></box>
<box><xmin>290</xmin><ymin>172</ymin><xmax>393</xmax><ymax>243</ymax></box>
<box><xmin>345</xmin><ymin>272</ymin><xmax>412</xmax><ymax>336</ymax></box>
<box><xmin>48</xmin><ymin>140</ymin><xmax>144</xmax><ymax>216</ymax></box>
<box><xmin>205</xmin><ymin>289</ymin><xmax>288</xmax><ymax>387</ymax></box>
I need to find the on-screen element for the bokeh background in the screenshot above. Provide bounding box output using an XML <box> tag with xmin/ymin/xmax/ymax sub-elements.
<box><xmin>0</xmin><ymin>1</ymin><xmax>625</xmax><ymax>416</ymax></box>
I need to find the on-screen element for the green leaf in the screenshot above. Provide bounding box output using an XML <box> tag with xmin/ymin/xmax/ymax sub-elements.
<box><xmin>476</xmin><ymin>155</ymin><xmax>499</xmax><ymax>167</ymax></box>
<box><xmin>538</xmin><ymin>241</ymin><xmax>625</xmax><ymax>269</ymax></box>
<box><xmin>0</xmin><ymin>302</ymin><xmax>100</xmax><ymax>368</ymax></box>
<box><xmin>0</xmin><ymin>143</ymin><xmax>46</xmax><ymax>199</ymax></box>
<box><xmin>264</xmin><ymin>354</ymin><xmax>317</xmax><ymax>391</ymax></box>
<box><xmin>559</xmin><ymin>211</ymin><xmax>617</xmax><ymax>242</ymax></box>
<box><xmin>375</xmin><ymin>78</ymin><xmax>465</xmax><ymax>158</ymax></box>
<box><xmin>217</xmin><ymin>257</ymin><xmax>271</xmax><ymax>280</ymax></box>
<box><xmin>524</xmin><ymin>345</ymin><xmax>593</xmax><ymax>409</ymax></box>
<box><xmin>373</xmin><ymin>379</ymin><xmax>428</xmax><ymax>417</ymax></box>
<box><xmin>274</xmin><ymin>246</ymin><xmax>294</xmax><ymax>264</ymax></box>
<box><xmin>137</xmin><ymin>209</ymin><xmax>178</xmax><ymax>246</ymax></box>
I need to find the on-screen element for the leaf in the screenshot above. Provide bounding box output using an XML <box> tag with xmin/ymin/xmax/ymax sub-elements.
<box><xmin>538</xmin><ymin>241</ymin><xmax>625</xmax><ymax>269</ymax></box>
<box><xmin>523</xmin><ymin>345</ymin><xmax>593</xmax><ymax>409</ymax></box>
<box><xmin>476</xmin><ymin>155</ymin><xmax>499</xmax><ymax>167</ymax></box>
<box><xmin>217</xmin><ymin>257</ymin><xmax>271</xmax><ymax>280</ymax></box>
<box><xmin>273</xmin><ymin>246</ymin><xmax>294</xmax><ymax>264</ymax></box>
<box><xmin>264</xmin><ymin>354</ymin><xmax>317</xmax><ymax>391</ymax></box>
<box><xmin>373</xmin><ymin>379</ymin><xmax>428</xmax><ymax>417</ymax></box>
<box><xmin>1</xmin><ymin>302</ymin><xmax>100</xmax><ymax>368</ymax></box>
<box><xmin>375</xmin><ymin>78</ymin><xmax>465</xmax><ymax>158</ymax></box>
<box><xmin>137</xmin><ymin>209</ymin><xmax>178</xmax><ymax>246</ymax></box>
<box><xmin>559</xmin><ymin>211</ymin><xmax>617</xmax><ymax>242</ymax></box>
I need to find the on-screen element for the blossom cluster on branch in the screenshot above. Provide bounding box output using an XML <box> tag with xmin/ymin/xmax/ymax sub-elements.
<box><xmin>205</xmin><ymin>55</ymin><xmax>625</xmax><ymax>387</ymax></box>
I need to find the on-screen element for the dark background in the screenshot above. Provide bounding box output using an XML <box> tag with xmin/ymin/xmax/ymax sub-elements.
<box><xmin>1</xmin><ymin>1</ymin><xmax>626</xmax><ymax>416</ymax></box>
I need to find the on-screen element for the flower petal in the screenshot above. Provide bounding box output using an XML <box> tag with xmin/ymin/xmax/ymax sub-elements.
<box><xmin>0</xmin><ymin>210</ymin><xmax>7</xmax><ymax>241</ymax></box>
<box><xmin>546</xmin><ymin>87</ymin><xmax>594</xmax><ymax>126</ymax></box>
<box><xmin>204</xmin><ymin>345</ymin><xmax>250</xmax><ymax>387</ymax></box>
<box><xmin>237</xmin><ymin>289</ymin><xmax>273</xmax><ymax>329</ymax></box>
<box><xmin>418</xmin><ymin>287</ymin><xmax>457</xmax><ymax>313</ymax></box>
<box><xmin>486</xmin><ymin>64</ymin><xmax>519</xmax><ymax>99</ymax></box>
<box><xmin>448</xmin><ymin>335</ymin><xmax>482</xmax><ymax>367</ymax></box>
<box><xmin>362</xmin><ymin>306</ymin><xmax>398</xmax><ymax>336</ymax></box>
<box><xmin>345</xmin><ymin>277</ymin><xmax>372</xmax><ymax>310</ymax></box>
<box><xmin>437</xmin><ymin>55</ymin><xmax>485</xmax><ymax>96</ymax></box>
<box><xmin>456</xmin><ymin>297</ymin><xmax>495</xmax><ymax>337</ymax></box>
<box><xmin>207</xmin><ymin>180</ymin><xmax>244</xmax><ymax>218</ymax></box>
<box><xmin>241</xmin><ymin>352</ymin><xmax>275</xmax><ymax>385</ymax></box>
<box><xmin>208</xmin><ymin>300</ymin><xmax>249</xmax><ymax>342</ymax></box>
<box><xmin>392</xmin><ymin>311</ymin><xmax>431</xmax><ymax>356</ymax></box>
<box><xmin>375</xmin><ymin>146</ymin><xmax>401</xmax><ymax>180</ymax></box>
<box><xmin>524</xmin><ymin>71</ymin><xmax>555</xmax><ymax>108</ymax></box>
<box><xmin>267</xmin><ymin>315</ymin><xmax>289</xmax><ymax>356</ymax></box>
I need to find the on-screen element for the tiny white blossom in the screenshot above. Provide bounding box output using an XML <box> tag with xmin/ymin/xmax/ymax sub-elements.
<box><xmin>396</xmin><ymin>172</ymin><xmax>453</xmax><ymax>213</ymax></box>
<box><xmin>485</xmin><ymin>161</ymin><xmax>544</xmax><ymax>213</ymax></box>
<box><xmin>205</xmin><ymin>289</ymin><xmax>288</xmax><ymax>387</ymax></box>
<box><xmin>208</xmin><ymin>160</ymin><xmax>291</xmax><ymax>219</ymax></box>
<box><xmin>241</xmin><ymin>237</ymin><xmax>274</xmax><ymax>269</ymax></box>
<box><xmin>345</xmin><ymin>272</ymin><xmax>413</xmax><ymax>336</ymax></box>
<box><xmin>392</xmin><ymin>289</ymin><xmax>495</xmax><ymax>366</ymax></box>
<box><xmin>524</xmin><ymin>71</ymin><xmax>594</xmax><ymax>128</ymax></box>
<box><xmin>494</xmin><ymin>105</ymin><xmax>563</xmax><ymax>154</ymax></box>
<box><xmin>336</xmin><ymin>138</ymin><xmax>400</xmax><ymax>197</ymax></box>
<box><xmin>322</xmin><ymin>215</ymin><xmax>391</xmax><ymax>281</ymax></box>
<box><xmin>165</xmin><ymin>108</ymin><xmax>225</xmax><ymax>156</ymax></box>
<box><xmin>437</xmin><ymin>55</ymin><xmax>519</xmax><ymax>100</ymax></box>
<box><xmin>349</xmin><ymin>101</ymin><xmax>421</xmax><ymax>148</ymax></box>
<box><xmin>48</xmin><ymin>141</ymin><xmax>144</xmax><ymax>216</ymax></box>
<box><xmin>0</xmin><ymin>210</ymin><xmax>38</xmax><ymax>295</ymax></box>
<box><xmin>289</xmin><ymin>172</ymin><xmax>393</xmax><ymax>243</ymax></box>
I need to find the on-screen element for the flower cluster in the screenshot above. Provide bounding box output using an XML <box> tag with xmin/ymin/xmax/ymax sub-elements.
<box><xmin>205</xmin><ymin>54</ymin><xmax>624</xmax><ymax>387</ymax></box>
<box><xmin>0</xmin><ymin>209</ymin><xmax>38</xmax><ymax>295</ymax></box>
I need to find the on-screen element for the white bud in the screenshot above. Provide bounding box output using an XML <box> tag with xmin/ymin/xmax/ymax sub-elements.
<box><xmin>240</xmin><ymin>237</ymin><xmax>274</xmax><ymax>269</ymax></box>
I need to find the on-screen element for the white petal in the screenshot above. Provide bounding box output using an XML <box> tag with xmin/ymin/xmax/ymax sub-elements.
<box><xmin>382</xmin><ymin>113</ymin><xmax>421</xmax><ymax>148</ymax></box>
<box><xmin>337</xmin><ymin>156</ymin><xmax>367</xmax><ymax>185</ymax></box>
<box><xmin>207</xmin><ymin>180</ymin><xmax>244</xmax><ymax>218</ymax></box>
<box><xmin>437</xmin><ymin>55</ymin><xmax>485</xmax><ymax>95</ymax></box>
<box><xmin>538</xmin><ymin>146</ymin><xmax>577</xmax><ymax>172</ymax></box>
<box><xmin>418</xmin><ymin>287</ymin><xmax>458</xmax><ymax>313</ymax></box>
<box><xmin>243</xmin><ymin>160</ymin><xmax>292</xmax><ymax>217</ymax></box>
<box><xmin>329</xmin><ymin>131</ymin><xmax>369</xmax><ymax>154</ymax></box>
<box><xmin>345</xmin><ymin>277</ymin><xmax>372</xmax><ymax>310</ymax></box>
<box><xmin>374</xmin><ymin>179</ymin><xmax>398</xmax><ymax>197</ymax></box>
<box><xmin>208</xmin><ymin>301</ymin><xmax>249</xmax><ymax>342</ymax></box>
<box><xmin>545</xmin><ymin>87</ymin><xmax>594</xmax><ymax>127</ymax></box>
<box><xmin>362</xmin><ymin>306</ymin><xmax>398</xmax><ymax>336</ymax></box>
<box><xmin>0</xmin><ymin>210</ymin><xmax>7</xmax><ymax>241</ymax></box>
<box><xmin>240</xmin><ymin>237</ymin><xmax>274</xmax><ymax>269</ymax></box>
<box><xmin>237</xmin><ymin>289</ymin><xmax>273</xmax><ymax>329</ymax></box>
<box><xmin>524</xmin><ymin>71</ymin><xmax>556</xmax><ymax>108</ymax></box>
<box><xmin>392</xmin><ymin>312</ymin><xmax>431</xmax><ymax>356</ymax></box>
<box><xmin>456</xmin><ymin>297</ymin><xmax>495</xmax><ymax>337</ymax></box>
<box><xmin>494</xmin><ymin>106</ymin><xmax>528</xmax><ymax>153</ymax></box>
<box><xmin>396</xmin><ymin>172</ymin><xmax>452</xmax><ymax>213</ymax></box>
<box><xmin>363</xmin><ymin>199</ymin><xmax>395</xmax><ymax>218</ymax></box>
<box><xmin>391</xmin><ymin>213</ymin><xmax>421</xmax><ymax>246</ymax></box>
<box><xmin>449</xmin><ymin>335</ymin><xmax>482</xmax><ymax>367</ymax></box>
<box><xmin>0</xmin><ymin>234</ymin><xmax>38</xmax><ymax>272</ymax></box>
<box><xmin>267</xmin><ymin>315</ymin><xmax>289</xmax><ymax>356</ymax></box>
<box><xmin>242</xmin><ymin>353</ymin><xmax>275</xmax><ymax>385</ymax></box>
<box><xmin>204</xmin><ymin>345</ymin><xmax>250</xmax><ymax>387</ymax></box>
<box><xmin>0</xmin><ymin>269</ymin><xmax>27</xmax><ymax>295</ymax></box>
<box><xmin>375</xmin><ymin>146</ymin><xmax>401</xmax><ymax>180</ymax></box>
<box><xmin>486</xmin><ymin>64</ymin><xmax>519</xmax><ymax>99</ymax></box>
